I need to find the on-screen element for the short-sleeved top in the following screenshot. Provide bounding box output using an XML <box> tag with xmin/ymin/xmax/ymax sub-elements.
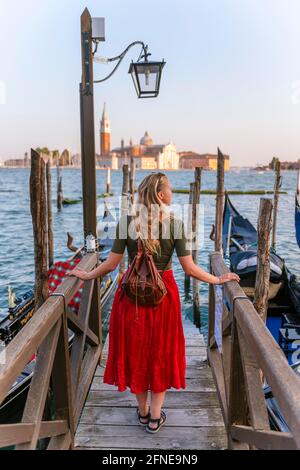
<box><xmin>110</xmin><ymin>214</ymin><xmax>191</xmax><ymax>270</ymax></box>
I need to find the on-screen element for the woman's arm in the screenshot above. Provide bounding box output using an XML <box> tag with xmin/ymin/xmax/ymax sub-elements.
<box><xmin>66</xmin><ymin>252</ymin><xmax>124</xmax><ymax>281</ymax></box>
<box><xmin>178</xmin><ymin>255</ymin><xmax>240</xmax><ymax>285</ymax></box>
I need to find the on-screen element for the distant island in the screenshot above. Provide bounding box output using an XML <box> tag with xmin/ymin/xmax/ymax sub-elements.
<box><xmin>254</xmin><ymin>157</ymin><xmax>300</xmax><ymax>171</ymax></box>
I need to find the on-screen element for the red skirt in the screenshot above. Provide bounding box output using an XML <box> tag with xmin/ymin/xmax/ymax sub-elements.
<box><xmin>103</xmin><ymin>269</ymin><xmax>186</xmax><ymax>394</ymax></box>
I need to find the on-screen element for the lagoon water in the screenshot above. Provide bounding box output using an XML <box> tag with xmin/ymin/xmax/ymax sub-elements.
<box><xmin>1</xmin><ymin>168</ymin><xmax>299</xmax><ymax>336</ymax></box>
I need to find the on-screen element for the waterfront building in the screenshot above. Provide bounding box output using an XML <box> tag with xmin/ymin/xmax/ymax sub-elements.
<box><xmin>97</xmin><ymin>104</ymin><xmax>180</xmax><ymax>170</ymax></box>
<box><xmin>179</xmin><ymin>151</ymin><xmax>230</xmax><ymax>170</ymax></box>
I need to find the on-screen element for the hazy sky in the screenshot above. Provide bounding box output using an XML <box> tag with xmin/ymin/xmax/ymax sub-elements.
<box><xmin>0</xmin><ymin>0</ymin><xmax>300</xmax><ymax>165</ymax></box>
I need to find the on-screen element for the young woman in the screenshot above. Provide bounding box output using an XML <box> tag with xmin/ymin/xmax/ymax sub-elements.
<box><xmin>67</xmin><ymin>172</ymin><xmax>240</xmax><ymax>434</ymax></box>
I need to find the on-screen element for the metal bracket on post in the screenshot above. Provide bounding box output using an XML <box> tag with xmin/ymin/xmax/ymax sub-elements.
<box><xmin>83</xmin><ymin>32</ymin><xmax>91</xmax><ymax>95</ymax></box>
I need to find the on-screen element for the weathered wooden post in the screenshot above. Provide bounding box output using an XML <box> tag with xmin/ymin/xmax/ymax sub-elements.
<box><xmin>57</xmin><ymin>159</ymin><xmax>63</xmax><ymax>211</ymax></box>
<box><xmin>184</xmin><ymin>183</ymin><xmax>194</xmax><ymax>291</ymax></box>
<box><xmin>129</xmin><ymin>156</ymin><xmax>135</xmax><ymax>205</ymax></box>
<box><xmin>215</xmin><ymin>148</ymin><xmax>225</xmax><ymax>254</ymax></box>
<box><xmin>79</xmin><ymin>7</ymin><xmax>102</xmax><ymax>347</ymax></box>
<box><xmin>120</xmin><ymin>164</ymin><xmax>129</xmax><ymax>274</ymax></box>
<box><xmin>192</xmin><ymin>167</ymin><xmax>202</xmax><ymax>327</ymax></box>
<box><xmin>106</xmin><ymin>167</ymin><xmax>111</xmax><ymax>194</ymax></box>
<box><xmin>253</xmin><ymin>198</ymin><xmax>273</xmax><ymax>323</ymax></box>
<box><xmin>271</xmin><ymin>159</ymin><xmax>281</xmax><ymax>250</ymax></box>
<box><xmin>30</xmin><ymin>149</ymin><xmax>49</xmax><ymax>310</ymax></box>
<box><xmin>46</xmin><ymin>160</ymin><xmax>54</xmax><ymax>267</ymax></box>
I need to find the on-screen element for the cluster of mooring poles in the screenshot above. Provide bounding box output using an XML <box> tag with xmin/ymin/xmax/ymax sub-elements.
<box><xmin>212</xmin><ymin>151</ymin><xmax>281</xmax><ymax>325</ymax></box>
<box><xmin>184</xmin><ymin>166</ymin><xmax>202</xmax><ymax>328</ymax></box>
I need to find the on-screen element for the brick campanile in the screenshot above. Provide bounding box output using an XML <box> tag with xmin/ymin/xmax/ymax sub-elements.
<box><xmin>100</xmin><ymin>102</ymin><xmax>111</xmax><ymax>155</ymax></box>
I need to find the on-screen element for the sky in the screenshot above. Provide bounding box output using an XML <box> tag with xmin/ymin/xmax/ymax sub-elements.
<box><xmin>0</xmin><ymin>0</ymin><xmax>300</xmax><ymax>166</ymax></box>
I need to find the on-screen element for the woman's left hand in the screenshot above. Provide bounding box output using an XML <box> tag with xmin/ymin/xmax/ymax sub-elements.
<box><xmin>66</xmin><ymin>267</ymin><xmax>90</xmax><ymax>281</ymax></box>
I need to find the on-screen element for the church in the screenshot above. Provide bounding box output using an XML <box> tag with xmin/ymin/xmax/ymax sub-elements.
<box><xmin>97</xmin><ymin>104</ymin><xmax>180</xmax><ymax>170</ymax></box>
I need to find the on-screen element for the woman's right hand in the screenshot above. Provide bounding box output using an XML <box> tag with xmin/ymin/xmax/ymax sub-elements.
<box><xmin>217</xmin><ymin>272</ymin><xmax>240</xmax><ymax>284</ymax></box>
<box><xmin>65</xmin><ymin>267</ymin><xmax>91</xmax><ymax>281</ymax></box>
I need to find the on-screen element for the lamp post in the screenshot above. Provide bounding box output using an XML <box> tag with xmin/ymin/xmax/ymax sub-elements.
<box><xmin>79</xmin><ymin>7</ymin><xmax>166</xmax><ymax>343</ymax></box>
<box><xmin>80</xmin><ymin>8</ymin><xmax>165</xmax><ymax>241</ymax></box>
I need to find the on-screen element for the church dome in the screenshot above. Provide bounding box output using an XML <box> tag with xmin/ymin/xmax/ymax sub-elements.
<box><xmin>140</xmin><ymin>131</ymin><xmax>153</xmax><ymax>146</ymax></box>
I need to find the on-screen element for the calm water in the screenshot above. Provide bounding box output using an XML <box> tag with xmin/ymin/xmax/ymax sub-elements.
<box><xmin>1</xmin><ymin>168</ymin><xmax>299</xmax><ymax>336</ymax></box>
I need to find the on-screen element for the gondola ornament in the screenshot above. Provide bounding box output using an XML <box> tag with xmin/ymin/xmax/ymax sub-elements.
<box><xmin>8</xmin><ymin>285</ymin><xmax>16</xmax><ymax>309</ymax></box>
<box><xmin>85</xmin><ymin>233</ymin><xmax>96</xmax><ymax>253</ymax></box>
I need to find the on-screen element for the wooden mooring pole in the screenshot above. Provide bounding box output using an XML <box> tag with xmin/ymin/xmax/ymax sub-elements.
<box><xmin>192</xmin><ymin>167</ymin><xmax>202</xmax><ymax>328</ymax></box>
<box><xmin>119</xmin><ymin>164</ymin><xmax>129</xmax><ymax>274</ymax></box>
<box><xmin>46</xmin><ymin>160</ymin><xmax>54</xmax><ymax>267</ymax></box>
<box><xmin>57</xmin><ymin>160</ymin><xmax>63</xmax><ymax>211</ymax></box>
<box><xmin>253</xmin><ymin>198</ymin><xmax>273</xmax><ymax>323</ymax></box>
<box><xmin>184</xmin><ymin>182</ymin><xmax>194</xmax><ymax>291</ymax></box>
<box><xmin>215</xmin><ymin>148</ymin><xmax>225</xmax><ymax>254</ymax></box>
<box><xmin>271</xmin><ymin>159</ymin><xmax>281</xmax><ymax>250</ymax></box>
<box><xmin>106</xmin><ymin>167</ymin><xmax>111</xmax><ymax>194</ymax></box>
<box><xmin>30</xmin><ymin>149</ymin><xmax>49</xmax><ymax>310</ymax></box>
<box><xmin>129</xmin><ymin>156</ymin><xmax>135</xmax><ymax>206</ymax></box>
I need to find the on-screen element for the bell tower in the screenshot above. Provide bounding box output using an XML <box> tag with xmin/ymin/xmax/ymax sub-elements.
<box><xmin>100</xmin><ymin>102</ymin><xmax>111</xmax><ymax>155</ymax></box>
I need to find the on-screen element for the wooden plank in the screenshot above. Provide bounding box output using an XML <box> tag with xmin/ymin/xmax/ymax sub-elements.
<box><xmin>228</xmin><ymin>317</ymin><xmax>249</xmax><ymax>450</ymax></box>
<box><xmin>83</xmin><ymin>390</ymin><xmax>220</xmax><ymax>408</ymax></box>
<box><xmin>16</xmin><ymin>319</ymin><xmax>62</xmax><ymax>450</ymax></box>
<box><xmin>207</xmin><ymin>347</ymin><xmax>228</xmax><ymax>426</ymax></box>
<box><xmin>75</xmin><ymin>425</ymin><xmax>227</xmax><ymax>450</ymax></box>
<box><xmin>70</xmin><ymin>279</ymin><xmax>95</xmax><ymax>403</ymax></box>
<box><xmin>0</xmin><ymin>423</ymin><xmax>34</xmax><ymax>448</ymax></box>
<box><xmin>91</xmin><ymin>376</ymin><xmax>216</xmax><ymax>393</ymax></box>
<box><xmin>237</xmin><ymin>324</ymin><xmax>270</xmax><ymax>431</ymax></box>
<box><xmin>51</xmin><ymin>313</ymin><xmax>74</xmax><ymax>448</ymax></box>
<box><xmin>47</xmin><ymin>430</ymin><xmax>72</xmax><ymax>450</ymax></box>
<box><xmin>0</xmin><ymin>421</ymin><xmax>68</xmax><ymax>448</ymax></box>
<box><xmin>74</xmin><ymin>344</ymin><xmax>101</xmax><ymax>427</ymax></box>
<box><xmin>78</xmin><ymin>407</ymin><xmax>224</xmax><ymax>427</ymax></box>
<box><xmin>231</xmin><ymin>425</ymin><xmax>296</xmax><ymax>450</ymax></box>
<box><xmin>67</xmin><ymin>309</ymin><xmax>99</xmax><ymax>347</ymax></box>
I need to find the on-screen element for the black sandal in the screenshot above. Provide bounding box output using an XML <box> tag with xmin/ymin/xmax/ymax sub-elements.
<box><xmin>146</xmin><ymin>410</ymin><xmax>166</xmax><ymax>433</ymax></box>
<box><xmin>136</xmin><ymin>406</ymin><xmax>151</xmax><ymax>426</ymax></box>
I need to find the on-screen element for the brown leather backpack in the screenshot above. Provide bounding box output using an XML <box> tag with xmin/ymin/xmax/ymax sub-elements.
<box><xmin>120</xmin><ymin>237</ymin><xmax>172</xmax><ymax>307</ymax></box>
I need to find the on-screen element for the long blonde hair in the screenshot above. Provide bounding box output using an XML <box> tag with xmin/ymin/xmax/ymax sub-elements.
<box><xmin>132</xmin><ymin>172</ymin><xmax>170</xmax><ymax>255</ymax></box>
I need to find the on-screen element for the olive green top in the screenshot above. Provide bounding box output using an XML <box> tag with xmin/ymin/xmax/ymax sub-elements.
<box><xmin>110</xmin><ymin>214</ymin><xmax>191</xmax><ymax>270</ymax></box>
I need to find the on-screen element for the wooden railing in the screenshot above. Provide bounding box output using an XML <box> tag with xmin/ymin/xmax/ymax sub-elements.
<box><xmin>0</xmin><ymin>252</ymin><xmax>101</xmax><ymax>450</ymax></box>
<box><xmin>208</xmin><ymin>252</ymin><xmax>300</xmax><ymax>450</ymax></box>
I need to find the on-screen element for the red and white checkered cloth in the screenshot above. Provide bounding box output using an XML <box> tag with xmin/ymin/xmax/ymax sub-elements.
<box><xmin>47</xmin><ymin>258</ymin><xmax>83</xmax><ymax>315</ymax></box>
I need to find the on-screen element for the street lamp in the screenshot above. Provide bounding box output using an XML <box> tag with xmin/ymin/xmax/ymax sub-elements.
<box><xmin>128</xmin><ymin>45</ymin><xmax>166</xmax><ymax>98</ymax></box>
<box><xmin>93</xmin><ymin>41</ymin><xmax>166</xmax><ymax>99</ymax></box>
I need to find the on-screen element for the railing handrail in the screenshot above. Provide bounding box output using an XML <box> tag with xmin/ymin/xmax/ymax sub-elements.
<box><xmin>0</xmin><ymin>252</ymin><xmax>97</xmax><ymax>406</ymax></box>
<box><xmin>210</xmin><ymin>251</ymin><xmax>300</xmax><ymax>449</ymax></box>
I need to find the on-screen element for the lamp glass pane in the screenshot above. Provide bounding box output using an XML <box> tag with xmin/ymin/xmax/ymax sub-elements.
<box><xmin>135</xmin><ymin>63</ymin><xmax>160</xmax><ymax>94</ymax></box>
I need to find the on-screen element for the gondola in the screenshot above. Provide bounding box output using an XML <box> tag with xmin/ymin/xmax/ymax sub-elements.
<box><xmin>222</xmin><ymin>193</ymin><xmax>300</xmax><ymax>432</ymax></box>
<box><xmin>0</xmin><ymin>204</ymin><xmax>119</xmax><ymax>423</ymax></box>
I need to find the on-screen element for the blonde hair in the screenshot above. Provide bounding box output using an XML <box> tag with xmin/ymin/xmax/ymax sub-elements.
<box><xmin>132</xmin><ymin>172</ymin><xmax>170</xmax><ymax>255</ymax></box>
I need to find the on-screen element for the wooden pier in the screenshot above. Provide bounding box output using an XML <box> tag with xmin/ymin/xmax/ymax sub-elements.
<box><xmin>75</xmin><ymin>316</ymin><xmax>227</xmax><ymax>450</ymax></box>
